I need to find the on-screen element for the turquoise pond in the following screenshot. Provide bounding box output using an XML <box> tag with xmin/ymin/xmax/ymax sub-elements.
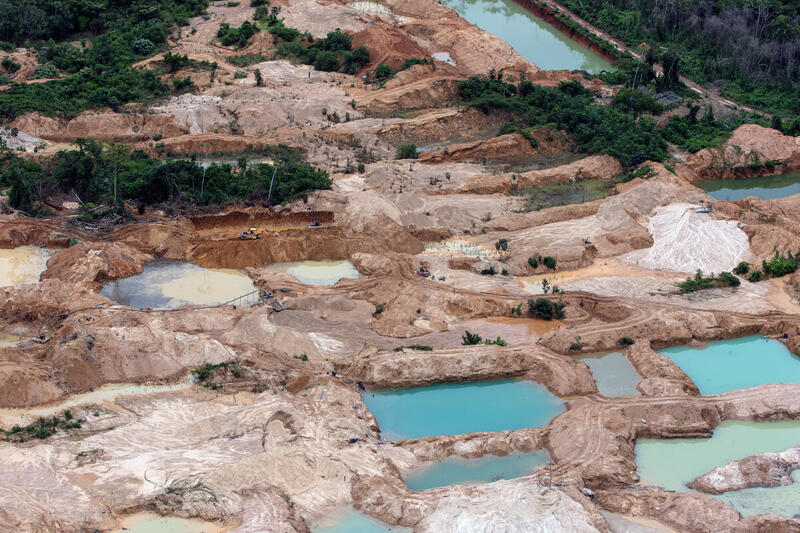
<box><xmin>658</xmin><ymin>336</ymin><xmax>800</xmax><ymax>396</ymax></box>
<box><xmin>636</xmin><ymin>421</ymin><xmax>800</xmax><ymax>517</ymax></box>
<box><xmin>404</xmin><ymin>449</ymin><xmax>550</xmax><ymax>490</ymax></box>
<box><xmin>313</xmin><ymin>508</ymin><xmax>409</xmax><ymax>533</ymax></box>
<box><xmin>362</xmin><ymin>379</ymin><xmax>565</xmax><ymax>441</ymax></box>
<box><xmin>440</xmin><ymin>0</ymin><xmax>613</xmax><ymax>73</ymax></box>
<box><xmin>699</xmin><ymin>172</ymin><xmax>800</xmax><ymax>201</ymax></box>
<box><xmin>575</xmin><ymin>351</ymin><xmax>641</xmax><ymax>397</ymax></box>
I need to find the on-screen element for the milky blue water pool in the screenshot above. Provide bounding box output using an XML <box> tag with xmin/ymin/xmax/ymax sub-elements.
<box><xmin>575</xmin><ymin>351</ymin><xmax>641</xmax><ymax>396</ymax></box>
<box><xmin>404</xmin><ymin>449</ymin><xmax>550</xmax><ymax>490</ymax></box>
<box><xmin>658</xmin><ymin>336</ymin><xmax>800</xmax><ymax>396</ymax></box>
<box><xmin>636</xmin><ymin>421</ymin><xmax>800</xmax><ymax>517</ymax></box>
<box><xmin>362</xmin><ymin>379</ymin><xmax>565</xmax><ymax>441</ymax></box>
<box><xmin>313</xmin><ymin>508</ymin><xmax>409</xmax><ymax>533</ymax></box>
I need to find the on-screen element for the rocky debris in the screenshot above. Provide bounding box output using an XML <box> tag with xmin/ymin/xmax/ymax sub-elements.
<box><xmin>687</xmin><ymin>446</ymin><xmax>800</xmax><ymax>494</ymax></box>
<box><xmin>337</xmin><ymin>344</ymin><xmax>597</xmax><ymax>396</ymax></box>
<box><xmin>457</xmin><ymin>154</ymin><xmax>623</xmax><ymax>194</ymax></box>
<box><xmin>687</xmin><ymin>125</ymin><xmax>800</xmax><ymax>180</ymax></box>
<box><xmin>625</xmin><ymin>343</ymin><xmax>699</xmax><ymax>397</ymax></box>
<box><xmin>418</xmin><ymin>133</ymin><xmax>541</xmax><ymax>165</ymax></box>
<box><xmin>40</xmin><ymin>241</ymin><xmax>152</xmax><ymax>286</ymax></box>
<box><xmin>0</xmin><ymin>279</ymin><xmax>108</xmax><ymax>324</ymax></box>
<box><xmin>397</xmin><ymin>428</ymin><xmax>547</xmax><ymax>461</ymax></box>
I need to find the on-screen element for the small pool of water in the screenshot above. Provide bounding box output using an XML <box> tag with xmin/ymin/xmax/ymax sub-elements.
<box><xmin>575</xmin><ymin>351</ymin><xmax>641</xmax><ymax>397</ymax></box>
<box><xmin>313</xmin><ymin>508</ymin><xmax>409</xmax><ymax>533</ymax></box>
<box><xmin>404</xmin><ymin>449</ymin><xmax>550</xmax><ymax>490</ymax></box>
<box><xmin>111</xmin><ymin>512</ymin><xmax>223</xmax><ymax>533</ymax></box>
<box><xmin>100</xmin><ymin>259</ymin><xmax>256</xmax><ymax>309</ymax></box>
<box><xmin>0</xmin><ymin>334</ymin><xmax>26</xmax><ymax>347</ymax></box>
<box><xmin>0</xmin><ymin>245</ymin><xmax>54</xmax><ymax>287</ymax></box>
<box><xmin>267</xmin><ymin>260</ymin><xmax>360</xmax><ymax>286</ymax></box>
<box><xmin>699</xmin><ymin>172</ymin><xmax>800</xmax><ymax>201</ymax></box>
<box><xmin>658</xmin><ymin>336</ymin><xmax>800</xmax><ymax>396</ymax></box>
<box><xmin>440</xmin><ymin>0</ymin><xmax>613</xmax><ymax>73</ymax></box>
<box><xmin>636</xmin><ymin>421</ymin><xmax>800</xmax><ymax>517</ymax></box>
<box><xmin>363</xmin><ymin>379</ymin><xmax>565</xmax><ymax>441</ymax></box>
<box><xmin>456</xmin><ymin>317</ymin><xmax>564</xmax><ymax>344</ymax></box>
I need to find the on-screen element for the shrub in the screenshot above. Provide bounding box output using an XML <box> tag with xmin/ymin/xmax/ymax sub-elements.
<box><xmin>748</xmin><ymin>270</ymin><xmax>763</xmax><ymax>282</ymax></box>
<box><xmin>494</xmin><ymin>238</ymin><xmax>509</xmax><ymax>251</ymax></box>
<box><xmin>462</xmin><ymin>330</ymin><xmax>483</xmax><ymax>345</ymax></box>
<box><xmin>374</xmin><ymin>63</ymin><xmax>392</xmax><ymax>78</ymax></box>
<box><xmin>618</xmin><ymin>337</ymin><xmax>635</xmax><ymax>346</ymax></box>
<box><xmin>485</xmin><ymin>337</ymin><xmax>507</xmax><ymax>346</ymax></box>
<box><xmin>762</xmin><ymin>251</ymin><xmax>799</xmax><ymax>278</ymax></box>
<box><xmin>217</xmin><ymin>21</ymin><xmax>259</xmax><ymax>48</ymax></box>
<box><xmin>395</xmin><ymin>144</ymin><xmax>418</xmax><ymax>159</ymax></box>
<box><xmin>132</xmin><ymin>39</ymin><xmax>155</xmax><ymax>56</ymax></box>
<box><xmin>480</xmin><ymin>266</ymin><xmax>497</xmax><ymax>276</ymax></box>
<box><xmin>528</xmin><ymin>256</ymin><xmax>539</xmax><ymax>268</ymax></box>
<box><xmin>543</xmin><ymin>256</ymin><xmax>556</xmax><ymax>270</ymax></box>
<box><xmin>528</xmin><ymin>298</ymin><xmax>565</xmax><ymax>320</ymax></box>
<box><xmin>717</xmin><ymin>271</ymin><xmax>741</xmax><ymax>287</ymax></box>
<box><xmin>407</xmin><ymin>344</ymin><xmax>433</xmax><ymax>351</ymax></box>
<box><xmin>569</xmin><ymin>336</ymin><xmax>583</xmax><ymax>352</ymax></box>
<box><xmin>733</xmin><ymin>261</ymin><xmax>750</xmax><ymax>275</ymax></box>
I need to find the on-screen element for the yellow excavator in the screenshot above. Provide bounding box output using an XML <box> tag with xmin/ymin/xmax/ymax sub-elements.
<box><xmin>240</xmin><ymin>227</ymin><xmax>264</xmax><ymax>240</ymax></box>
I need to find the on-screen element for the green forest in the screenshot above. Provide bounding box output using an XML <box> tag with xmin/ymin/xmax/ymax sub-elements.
<box><xmin>0</xmin><ymin>141</ymin><xmax>330</xmax><ymax>213</ymax></box>
<box><xmin>0</xmin><ymin>0</ymin><xmax>209</xmax><ymax>120</ymax></box>
<box><xmin>556</xmin><ymin>0</ymin><xmax>800</xmax><ymax>116</ymax></box>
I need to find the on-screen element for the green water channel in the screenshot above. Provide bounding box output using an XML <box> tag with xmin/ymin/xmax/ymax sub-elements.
<box><xmin>99</xmin><ymin>258</ymin><xmax>256</xmax><ymax>309</ymax></box>
<box><xmin>575</xmin><ymin>351</ymin><xmax>641</xmax><ymax>397</ymax></box>
<box><xmin>267</xmin><ymin>260</ymin><xmax>360</xmax><ymax>286</ymax></box>
<box><xmin>440</xmin><ymin>0</ymin><xmax>613</xmax><ymax>73</ymax></box>
<box><xmin>699</xmin><ymin>172</ymin><xmax>800</xmax><ymax>201</ymax></box>
<box><xmin>636</xmin><ymin>421</ymin><xmax>800</xmax><ymax>517</ymax></box>
<box><xmin>658</xmin><ymin>336</ymin><xmax>800</xmax><ymax>396</ymax></box>
<box><xmin>362</xmin><ymin>379</ymin><xmax>565</xmax><ymax>441</ymax></box>
<box><xmin>404</xmin><ymin>449</ymin><xmax>550</xmax><ymax>490</ymax></box>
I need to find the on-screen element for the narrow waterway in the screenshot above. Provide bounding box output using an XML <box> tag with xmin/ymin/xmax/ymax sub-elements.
<box><xmin>440</xmin><ymin>0</ymin><xmax>613</xmax><ymax>72</ymax></box>
<box><xmin>699</xmin><ymin>172</ymin><xmax>800</xmax><ymax>201</ymax></box>
<box><xmin>575</xmin><ymin>351</ymin><xmax>641</xmax><ymax>397</ymax></box>
<box><xmin>404</xmin><ymin>449</ymin><xmax>550</xmax><ymax>490</ymax></box>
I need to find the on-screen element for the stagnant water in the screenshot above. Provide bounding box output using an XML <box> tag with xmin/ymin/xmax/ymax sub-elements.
<box><xmin>362</xmin><ymin>379</ymin><xmax>565</xmax><ymax>441</ymax></box>
<box><xmin>575</xmin><ymin>351</ymin><xmax>641</xmax><ymax>397</ymax></box>
<box><xmin>636</xmin><ymin>421</ymin><xmax>800</xmax><ymax>517</ymax></box>
<box><xmin>0</xmin><ymin>246</ymin><xmax>54</xmax><ymax>287</ymax></box>
<box><xmin>404</xmin><ymin>449</ymin><xmax>550</xmax><ymax>490</ymax></box>
<box><xmin>658</xmin><ymin>336</ymin><xmax>800</xmax><ymax>396</ymax></box>
<box><xmin>439</xmin><ymin>0</ymin><xmax>613</xmax><ymax>73</ymax></box>
<box><xmin>267</xmin><ymin>260</ymin><xmax>360</xmax><ymax>286</ymax></box>
<box><xmin>111</xmin><ymin>512</ymin><xmax>223</xmax><ymax>533</ymax></box>
<box><xmin>699</xmin><ymin>172</ymin><xmax>800</xmax><ymax>201</ymax></box>
<box><xmin>314</xmin><ymin>508</ymin><xmax>409</xmax><ymax>533</ymax></box>
<box><xmin>100</xmin><ymin>259</ymin><xmax>256</xmax><ymax>309</ymax></box>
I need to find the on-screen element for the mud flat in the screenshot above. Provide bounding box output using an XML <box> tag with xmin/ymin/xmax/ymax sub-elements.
<box><xmin>110</xmin><ymin>512</ymin><xmax>225</xmax><ymax>533</ymax></box>
<box><xmin>658</xmin><ymin>335</ymin><xmax>800</xmax><ymax>395</ymax></box>
<box><xmin>362</xmin><ymin>378</ymin><xmax>565</xmax><ymax>440</ymax></box>
<box><xmin>99</xmin><ymin>258</ymin><xmax>256</xmax><ymax>308</ymax></box>
<box><xmin>0</xmin><ymin>245</ymin><xmax>53</xmax><ymax>287</ymax></box>
<box><xmin>636</xmin><ymin>421</ymin><xmax>800</xmax><ymax>517</ymax></box>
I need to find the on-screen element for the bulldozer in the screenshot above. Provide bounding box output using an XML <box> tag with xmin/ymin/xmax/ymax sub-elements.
<box><xmin>240</xmin><ymin>228</ymin><xmax>264</xmax><ymax>240</ymax></box>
